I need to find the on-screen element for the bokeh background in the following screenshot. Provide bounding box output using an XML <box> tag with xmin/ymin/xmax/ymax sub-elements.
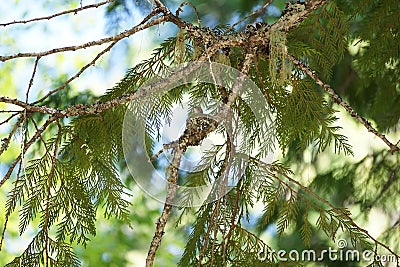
<box><xmin>1</xmin><ymin>0</ymin><xmax>399</xmax><ymax>266</ymax></box>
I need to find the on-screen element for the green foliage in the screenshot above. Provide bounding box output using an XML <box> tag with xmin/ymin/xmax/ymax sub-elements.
<box><xmin>288</xmin><ymin>1</ymin><xmax>349</xmax><ymax>80</ymax></box>
<box><xmin>312</xmin><ymin>150</ymin><xmax>400</xmax><ymax>214</ymax></box>
<box><xmin>61</xmin><ymin>109</ymin><xmax>131</xmax><ymax>222</ymax></box>
<box><xmin>5</xmin><ymin>229</ymin><xmax>80</xmax><ymax>267</ymax></box>
<box><xmin>3</xmin><ymin>108</ymin><xmax>132</xmax><ymax>265</ymax></box>
<box><xmin>274</xmin><ymin>78</ymin><xmax>352</xmax><ymax>155</ymax></box>
<box><xmin>334</xmin><ymin>0</ymin><xmax>400</xmax><ymax>130</ymax></box>
<box><xmin>100</xmin><ymin>37</ymin><xmax>179</xmax><ymax>102</ymax></box>
<box><xmin>1</xmin><ymin>0</ymin><xmax>399</xmax><ymax>266</ymax></box>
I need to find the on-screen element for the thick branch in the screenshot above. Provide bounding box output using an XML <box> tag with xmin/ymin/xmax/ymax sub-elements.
<box><xmin>1</xmin><ymin>0</ymin><xmax>327</xmax><ymax>118</ymax></box>
<box><xmin>0</xmin><ymin>96</ymin><xmax>58</xmax><ymax>114</ymax></box>
<box><xmin>146</xmin><ymin>148</ymin><xmax>183</xmax><ymax>267</ymax></box>
<box><xmin>0</xmin><ymin>61</ymin><xmax>214</xmax><ymax>117</ymax></box>
<box><xmin>26</xmin><ymin>56</ymin><xmax>40</xmax><ymax>101</ymax></box>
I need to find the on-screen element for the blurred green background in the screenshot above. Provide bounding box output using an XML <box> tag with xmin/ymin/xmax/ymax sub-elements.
<box><xmin>0</xmin><ymin>0</ymin><xmax>399</xmax><ymax>266</ymax></box>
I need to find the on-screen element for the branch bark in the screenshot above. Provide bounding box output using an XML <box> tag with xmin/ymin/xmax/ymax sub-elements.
<box><xmin>145</xmin><ymin>148</ymin><xmax>183</xmax><ymax>267</ymax></box>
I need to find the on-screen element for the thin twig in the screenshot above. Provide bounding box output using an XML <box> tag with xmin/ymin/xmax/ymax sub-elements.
<box><xmin>0</xmin><ymin>159</ymin><xmax>24</xmax><ymax>252</ymax></box>
<box><xmin>0</xmin><ymin>115</ymin><xmax>24</xmax><ymax>156</ymax></box>
<box><xmin>29</xmin><ymin>114</ymin><xmax>51</xmax><ymax>153</ymax></box>
<box><xmin>209</xmin><ymin>204</ymin><xmax>220</xmax><ymax>266</ymax></box>
<box><xmin>175</xmin><ymin>1</ymin><xmax>201</xmax><ymax>23</ymax></box>
<box><xmin>0</xmin><ymin>15</ymin><xmax>167</xmax><ymax>62</ymax></box>
<box><xmin>232</xmin><ymin>0</ymin><xmax>273</xmax><ymax>28</ymax></box>
<box><xmin>32</xmin><ymin>41</ymin><xmax>118</xmax><ymax>105</ymax></box>
<box><xmin>21</xmin><ymin>55</ymin><xmax>40</xmax><ymax>190</ymax></box>
<box><xmin>0</xmin><ymin>115</ymin><xmax>58</xmax><ymax>188</ymax></box>
<box><xmin>0</xmin><ymin>0</ymin><xmax>114</xmax><ymax>27</ymax></box>
<box><xmin>0</xmin><ymin>110</ymin><xmax>20</xmax><ymax>113</ymax></box>
<box><xmin>198</xmin><ymin>201</ymin><xmax>220</xmax><ymax>266</ymax></box>
<box><xmin>19</xmin><ymin>110</ymin><xmax>29</xmax><ymax>205</ymax></box>
<box><xmin>199</xmin><ymin>139</ymin><xmax>232</xmax><ymax>266</ymax></box>
<box><xmin>198</xmin><ymin>94</ymin><xmax>234</xmax><ymax>263</ymax></box>
<box><xmin>364</xmin><ymin>166</ymin><xmax>399</xmax><ymax>209</ymax></box>
<box><xmin>0</xmin><ymin>113</ymin><xmax>19</xmax><ymax>125</ymax></box>
<box><xmin>222</xmin><ymin>178</ymin><xmax>243</xmax><ymax>261</ymax></box>
<box><xmin>26</xmin><ymin>56</ymin><xmax>40</xmax><ymax>102</ymax></box>
<box><xmin>139</xmin><ymin>7</ymin><xmax>164</xmax><ymax>25</ymax></box>
<box><xmin>287</xmin><ymin>53</ymin><xmax>400</xmax><ymax>154</ymax></box>
<box><xmin>220</xmin><ymin>53</ymin><xmax>256</xmax><ymax>263</ymax></box>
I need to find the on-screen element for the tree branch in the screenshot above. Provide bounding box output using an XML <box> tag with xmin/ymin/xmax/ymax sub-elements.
<box><xmin>146</xmin><ymin>32</ymin><xmax>257</xmax><ymax>266</ymax></box>
<box><xmin>1</xmin><ymin>0</ymin><xmax>327</xmax><ymax>119</ymax></box>
<box><xmin>232</xmin><ymin>0</ymin><xmax>273</xmax><ymax>28</ymax></box>
<box><xmin>0</xmin><ymin>60</ymin><xmax>217</xmax><ymax>118</ymax></box>
<box><xmin>0</xmin><ymin>15</ymin><xmax>167</xmax><ymax>62</ymax></box>
<box><xmin>2</xmin><ymin>0</ymin><xmax>398</xmax><ymax>266</ymax></box>
<box><xmin>146</xmin><ymin>147</ymin><xmax>183</xmax><ymax>267</ymax></box>
<box><xmin>26</xmin><ymin>56</ymin><xmax>40</xmax><ymax>102</ymax></box>
<box><xmin>44</xmin><ymin>122</ymin><xmax>61</xmax><ymax>267</ymax></box>
<box><xmin>287</xmin><ymin>53</ymin><xmax>400</xmax><ymax>154</ymax></box>
<box><xmin>0</xmin><ymin>115</ymin><xmax>58</xmax><ymax>188</ymax></box>
<box><xmin>32</xmin><ymin>41</ymin><xmax>118</xmax><ymax>105</ymax></box>
<box><xmin>0</xmin><ymin>0</ymin><xmax>114</xmax><ymax>27</ymax></box>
